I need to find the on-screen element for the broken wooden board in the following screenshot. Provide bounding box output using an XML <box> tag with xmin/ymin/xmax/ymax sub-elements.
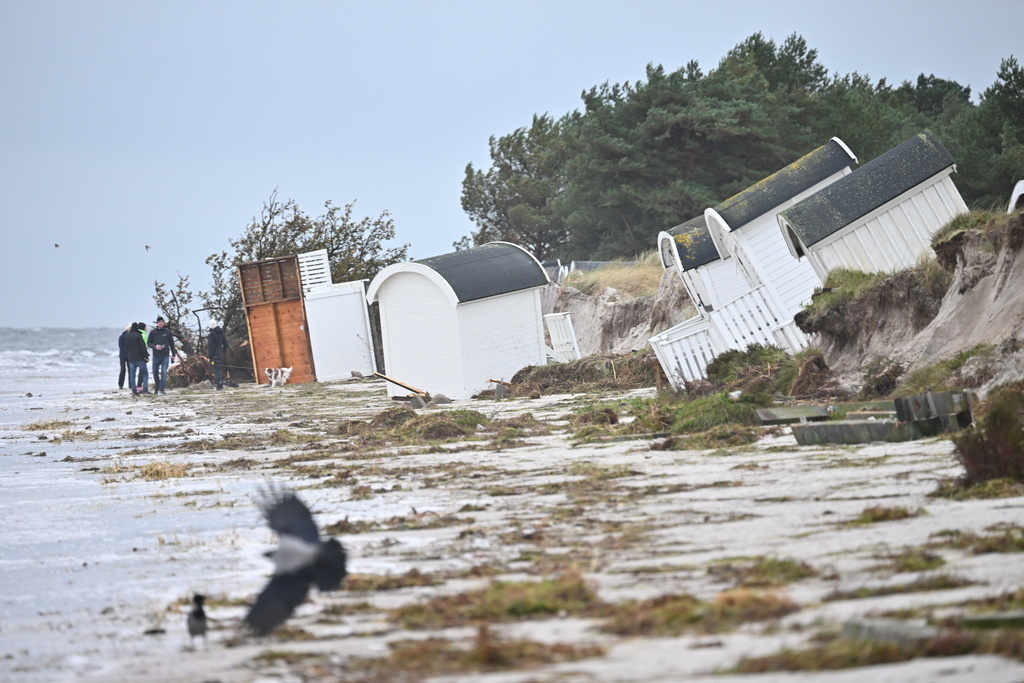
<box><xmin>755</xmin><ymin>406</ymin><xmax>832</xmax><ymax>426</ymax></box>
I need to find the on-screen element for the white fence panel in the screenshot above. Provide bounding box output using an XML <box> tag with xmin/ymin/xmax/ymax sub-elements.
<box><xmin>772</xmin><ymin>320</ymin><xmax>810</xmax><ymax>354</ymax></box>
<box><xmin>544</xmin><ymin>312</ymin><xmax>582</xmax><ymax>363</ymax></box>
<box><xmin>298</xmin><ymin>249</ymin><xmax>332</xmax><ymax>294</ymax></box>
<box><xmin>713</xmin><ymin>286</ymin><xmax>780</xmax><ymax>350</ymax></box>
<box><xmin>650</xmin><ymin>315</ymin><xmax>717</xmax><ymax>387</ymax></box>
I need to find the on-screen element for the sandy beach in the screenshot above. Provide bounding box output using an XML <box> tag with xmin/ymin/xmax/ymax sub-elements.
<box><xmin>3</xmin><ymin>378</ymin><xmax>1024</xmax><ymax>682</ymax></box>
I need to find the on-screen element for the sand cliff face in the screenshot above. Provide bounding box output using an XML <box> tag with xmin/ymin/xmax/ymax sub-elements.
<box><xmin>804</xmin><ymin>215</ymin><xmax>1024</xmax><ymax>394</ymax></box>
<box><xmin>540</xmin><ymin>266</ymin><xmax>695</xmax><ymax>356</ymax></box>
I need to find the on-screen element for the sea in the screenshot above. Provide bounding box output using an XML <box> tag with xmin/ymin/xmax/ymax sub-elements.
<box><xmin>0</xmin><ymin>327</ymin><xmax>120</xmax><ymax>425</ymax></box>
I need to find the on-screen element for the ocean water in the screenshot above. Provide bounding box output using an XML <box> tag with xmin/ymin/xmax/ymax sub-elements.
<box><xmin>0</xmin><ymin>327</ymin><xmax>120</xmax><ymax>424</ymax></box>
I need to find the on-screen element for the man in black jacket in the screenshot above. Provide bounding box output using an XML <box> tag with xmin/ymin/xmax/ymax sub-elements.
<box><xmin>124</xmin><ymin>323</ymin><xmax>150</xmax><ymax>396</ymax></box>
<box><xmin>117</xmin><ymin>323</ymin><xmax>131</xmax><ymax>389</ymax></box>
<box><xmin>207</xmin><ymin>320</ymin><xmax>228</xmax><ymax>390</ymax></box>
<box><xmin>148</xmin><ymin>316</ymin><xmax>180</xmax><ymax>395</ymax></box>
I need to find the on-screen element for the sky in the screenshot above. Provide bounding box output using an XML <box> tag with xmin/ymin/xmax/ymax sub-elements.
<box><xmin>1</xmin><ymin>0</ymin><xmax>1020</xmax><ymax>329</ymax></box>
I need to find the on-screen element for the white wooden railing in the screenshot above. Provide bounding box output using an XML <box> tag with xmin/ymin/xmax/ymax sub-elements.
<box><xmin>649</xmin><ymin>285</ymin><xmax>810</xmax><ymax>390</ymax></box>
<box><xmin>649</xmin><ymin>314</ymin><xmax>718</xmax><ymax>385</ymax></box>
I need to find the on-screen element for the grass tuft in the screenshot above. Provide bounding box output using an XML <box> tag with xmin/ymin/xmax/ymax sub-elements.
<box><xmin>560</xmin><ymin>250</ymin><xmax>663</xmax><ymax>298</ymax></box>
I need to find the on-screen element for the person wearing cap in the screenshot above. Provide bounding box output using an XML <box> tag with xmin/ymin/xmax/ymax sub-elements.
<box><xmin>148</xmin><ymin>316</ymin><xmax>180</xmax><ymax>395</ymax></box>
<box><xmin>207</xmin><ymin>320</ymin><xmax>228</xmax><ymax>390</ymax></box>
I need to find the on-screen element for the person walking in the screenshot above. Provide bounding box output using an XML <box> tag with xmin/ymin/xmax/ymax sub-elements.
<box><xmin>135</xmin><ymin>322</ymin><xmax>150</xmax><ymax>393</ymax></box>
<box><xmin>124</xmin><ymin>323</ymin><xmax>149</xmax><ymax>396</ymax></box>
<box><xmin>148</xmin><ymin>316</ymin><xmax>180</xmax><ymax>395</ymax></box>
<box><xmin>117</xmin><ymin>323</ymin><xmax>131</xmax><ymax>389</ymax></box>
<box><xmin>207</xmin><ymin>320</ymin><xmax>228</xmax><ymax>390</ymax></box>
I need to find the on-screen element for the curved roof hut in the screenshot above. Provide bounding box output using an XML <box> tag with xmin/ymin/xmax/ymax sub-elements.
<box><xmin>366</xmin><ymin>242</ymin><xmax>549</xmax><ymax>400</ymax></box>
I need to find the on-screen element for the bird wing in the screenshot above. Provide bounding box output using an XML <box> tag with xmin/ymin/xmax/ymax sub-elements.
<box><xmin>244</xmin><ymin>572</ymin><xmax>312</xmax><ymax>636</ymax></box>
<box><xmin>313</xmin><ymin>538</ymin><xmax>348</xmax><ymax>591</ymax></box>
<box><xmin>258</xmin><ymin>486</ymin><xmax>321</xmax><ymax>544</ymax></box>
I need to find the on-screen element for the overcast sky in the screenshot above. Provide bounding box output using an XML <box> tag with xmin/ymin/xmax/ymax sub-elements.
<box><xmin>1</xmin><ymin>0</ymin><xmax>1020</xmax><ymax>329</ymax></box>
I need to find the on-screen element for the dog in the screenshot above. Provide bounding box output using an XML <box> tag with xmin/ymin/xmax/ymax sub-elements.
<box><xmin>264</xmin><ymin>367</ymin><xmax>293</xmax><ymax>387</ymax></box>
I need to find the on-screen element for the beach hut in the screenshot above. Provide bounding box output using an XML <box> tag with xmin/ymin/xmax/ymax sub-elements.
<box><xmin>366</xmin><ymin>241</ymin><xmax>550</xmax><ymax>400</ymax></box>
<box><xmin>649</xmin><ymin>138</ymin><xmax>858</xmax><ymax>389</ymax></box>
<box><xmin>238</xmin><ymin>250</ymin><xmax>378</xmax><ymax>386</ymax></box>
<box><xmin>778</xmin><ymin>130</ymin><xmax>969</xmax><ymax>282</ymax></box>
<box><xmin>657</xmin><ymin>216</ymin><xmax>753</xmax><ymax>314</ymax></box>
<box><xmin>1008</xmin><ymin>179</ymin><xmax>1024</xmax><ymax>214</ymax></box>
<box><xmin>703</xmin><ymin>137</ymin><xmax>858</xmax><ymax>324</ymax></box>
<box><xmin>238</xmin><ymin>255</ymin><xmax>315</xmax><ymax>384</ymax></box>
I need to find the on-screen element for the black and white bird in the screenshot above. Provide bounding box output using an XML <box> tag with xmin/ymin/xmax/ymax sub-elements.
<box><xmin>244</xmin><ymin>486</ymin><xmax>347</xmax><ymax>636</ymax></box>
<box><xmin>187</xmin><ymin>593</ymin><xmax>208</xmax><ymax>650</ymax></box>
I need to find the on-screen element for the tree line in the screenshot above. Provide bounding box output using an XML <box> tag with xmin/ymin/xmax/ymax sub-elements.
<box><xmin>460</xmin><ymin>33</ymin><xmax>1024</xmax><ymax>261</ymax></box>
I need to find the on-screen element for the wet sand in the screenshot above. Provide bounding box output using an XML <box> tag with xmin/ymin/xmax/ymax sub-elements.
<box><xmin>2</xmin><ymin>379</ymin><xmax>1023</xmax><ymax>682</ymax></box>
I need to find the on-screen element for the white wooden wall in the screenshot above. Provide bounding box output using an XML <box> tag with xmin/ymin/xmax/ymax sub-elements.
<box><xmin>303</xmin><ymin>281</ymin><xmax>377</xmax><ymax>382</ymax></box>
<box><xmin>649</xmin><ymin>315</ymin><xmax>719</xmax><ymax>383</ymax></box>
<box><xmin>376</xmin><ymin>271</ymin><xmax>462</xmax><ymax>398</ymax></box>
<box><xmin>690</xmin><ymin>257</ymin><xmax>756</xmax><ymax>311</ymax></box>
<box><xmin>458</xmin><ymin>289</ymin><xmax>546</xmax><ymax>398</ymax></box>
<box><xmin>806</xmin><ymin>174</ymin><xmax>968</xmax><ymax>282</ymax></box>
<box><xmin>724</xmin><ymin>170</ymin><xmax>850</xmax><ymax>316</ymax></box>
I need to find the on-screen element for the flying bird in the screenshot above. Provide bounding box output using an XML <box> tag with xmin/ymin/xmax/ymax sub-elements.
<box><xmin>145</xmin><ymin>245</ymin><xmax>150</xmax><ymax>251</ymax></box>
<box><xmin>187</xmin><ymin>593</ymin><xmax>208</xmax><ymax>650</ymax></box>
<box><xmin>244</xmin><ymin>486</ymin><xmax>347</xmax><ymax>636</ymax></box>
<box><xmin>54</xmin><ymin>243</ymin><xmax>59</xmax><ymax>249</ymax></box>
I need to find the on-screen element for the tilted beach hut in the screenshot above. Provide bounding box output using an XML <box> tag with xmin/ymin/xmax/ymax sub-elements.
<box><xmin>778</xmin><ymin>130</ymin><xmax>969</xmax><ymax>282</ymax></box>
<box><xmin>703</xmin><ymin>137</ymin><xmax>858</xmax><ymax>327</ymax></box>
<box><xmin>366</xmin><ymin>241</ymin><xmax>549</xmax><ymax>400</ymax></box>
<box><xmin>649</xmin><ymin>138</ymin><xmax>858</xmax><ymax>388</ymax></box>
<box><xmin>238</xmin><ymin>255</ymin><xmax>316</xmax><ymax>385</ymax></box>
<box><xmin>657</xmin><ymin>216</ymin><xmax>753</xmax><ymax>315</ymax></box>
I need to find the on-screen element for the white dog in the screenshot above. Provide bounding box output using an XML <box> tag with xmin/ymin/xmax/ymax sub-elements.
<box><xmin>264</xmin><ymin>367</ymin><xmax>293</xmax><ymax>387</ymax></box>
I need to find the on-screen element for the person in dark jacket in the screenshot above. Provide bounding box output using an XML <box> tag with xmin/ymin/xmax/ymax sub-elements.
<box><xmin>207</xmin><ymin>320</ymin><xmax>228</xmax><ymax>390</ymax></box>
<box><xmin>147</xmin><ymin>316</ymin><xmax>180</xmax><ymax>395</ymax></box>
<box><xmin>135</xmin><ymin>322</ymin><xmax>150</xmax><ymax>393</ymax></box>
<box><xmin>124</xmin><ymin>323</ymin><xmax>150</xmax><ymax>396</ymax></box>
<box><xmin>117</xmin><ymin>322</ymin><xmax>131</xmax><ymax>389</ymax></box>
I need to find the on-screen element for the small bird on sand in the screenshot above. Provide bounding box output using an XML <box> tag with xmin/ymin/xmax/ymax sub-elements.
<box><xmin>187</xmin><ymin>593</ymin><xmax>208</xmax><ymax>650</ymax></box>
<box><xmin>244</xmin><ymin>486</ymin><xmax>347</xmax><ymax>636</ymax></box>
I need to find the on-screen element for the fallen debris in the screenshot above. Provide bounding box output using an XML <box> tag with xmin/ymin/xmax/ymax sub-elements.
<box><xmin>792</xmin><ymin>390</ymin><xmax>973</xmax><ymax>445</ymax></box>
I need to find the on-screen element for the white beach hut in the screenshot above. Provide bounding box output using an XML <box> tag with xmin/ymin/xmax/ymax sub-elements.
<box><xmin>1007</xmin><ymin>179</ymin><xmax>1024</xmax><ymax>214</ymax></box>
<box><xmin>778</xmin><ymin>130</ymin><xmax>969</xmax><ymax>282</ymax></box>
<box><xmin>649</xmin><ymin>138</ymin><xmax>858</xmax><ymax>389</ymax></box>
<box><xmin>657</xmin><ymin>216</ymin><xmax>754</xmax><ymax>315</ymax></box>
<box><xmin>366</xmin><ymin>241</ymin><xmax>550</xmax><ymax>400</ymax></box>
<box><xmin>702</xmin><ymin>137</ymin><xmax>858</xmax><ymax>329</ymax></box>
